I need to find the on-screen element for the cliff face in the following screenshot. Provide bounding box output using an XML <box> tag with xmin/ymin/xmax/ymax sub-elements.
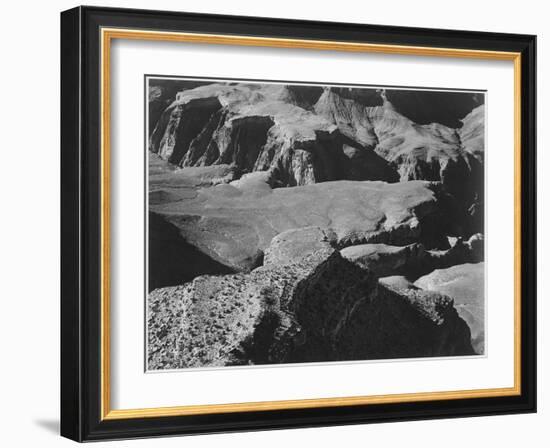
<box><xmin>149</xmin><ymin>84</ymin><xmax>400</xmax><ymax>186</ymax></box>
<box><xmin>148</xmin><ymin>228</ymin><xmax>473</xmax><ymax>369</ymax></box>
<box><xmin>315</xmin><ymin>88</ymin><xmax>483</xmax><ymax>216</ymax></box>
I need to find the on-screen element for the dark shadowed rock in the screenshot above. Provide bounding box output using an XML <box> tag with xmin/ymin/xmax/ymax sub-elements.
<box><xmin>384</xmin><ymin>89</ymin><xmax>484</xmax><ymax>128</ymax></box>
<box><xmin>148</xmin><ymin>212</ymin><xmax>234</xmax><ymax>291</ymax></box>
<box><xmin>148</xmin><ymin>79</ymin><xmax>212</xmax><ymax>137</ymax></box>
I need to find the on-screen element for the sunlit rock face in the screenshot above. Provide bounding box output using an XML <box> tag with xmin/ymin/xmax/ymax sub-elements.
<box><xmin>146</xmin><ymin>79</ymin><xmax>485</xmax><ymax>369</ymax></box>
<box><xmin>415</xmin><ymin>263</ymin><xmax>485</xmax><ymax>354</ymax></box>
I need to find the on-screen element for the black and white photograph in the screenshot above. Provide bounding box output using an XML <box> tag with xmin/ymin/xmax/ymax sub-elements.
<box><xmin>146</xmin><ymin>77</ymin><xmax>486</xmax><ymax>370</ymax></box>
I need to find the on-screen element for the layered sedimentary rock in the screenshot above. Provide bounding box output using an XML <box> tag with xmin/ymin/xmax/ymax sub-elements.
<box><xmin>149</xmin><ymin>84</ymin><xmax>399</xmax><ymax>186</ymax></box>
<box><xmin>148</xmin><ymin>228</ymin><xmax>474</xmax><ymax>369</ymax></box>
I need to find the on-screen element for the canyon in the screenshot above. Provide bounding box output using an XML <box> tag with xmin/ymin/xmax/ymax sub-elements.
<box><xmin>146</xmin><ymin>79</ymin><xmax>485</xmax><ymax>369</ymax></box>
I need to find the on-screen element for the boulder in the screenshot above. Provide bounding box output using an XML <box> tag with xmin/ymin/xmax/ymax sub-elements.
<box><xmin>414</xmin><ymin>263</ymin><xmax>485</xmax><ymax>354</ymax></box>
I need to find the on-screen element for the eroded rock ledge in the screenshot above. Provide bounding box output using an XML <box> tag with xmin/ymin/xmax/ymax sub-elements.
<box><xmin>340</xmin><ymin>233</ymin><xmax>483</xmax><ymax>280</ymax></box>
<box><xmin>149</xmin><ymin>177</ymin><xmax>451</xmax><ymax>278</ymax></box>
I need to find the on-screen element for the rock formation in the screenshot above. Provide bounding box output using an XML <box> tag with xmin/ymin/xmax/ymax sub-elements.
<box><xmin>149</xmin><ymin>83</ymin><xmax>484</xmax><ymax>231</ymax></box>
<box><xmin>148</xmin><ymin>228</ymin><xmax>474</xmax><ymax>369</ymax></box>
<box><xmin>146</xmin><ymin>79</ymin><xmax>486</xmax><ymax>368</ymax></box>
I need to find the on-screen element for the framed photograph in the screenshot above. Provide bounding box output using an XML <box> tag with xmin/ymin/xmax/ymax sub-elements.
<box><xmin>60</xmin><ymin>6</ymin><xmax>536</xmax><ymax>441</ymax></box>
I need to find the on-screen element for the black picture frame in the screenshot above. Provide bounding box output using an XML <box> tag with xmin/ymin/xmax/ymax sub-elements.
<box><xmin>61</xmin><ymin>5</ymin><xmax>536</xmax><ymax>442</ymax></box>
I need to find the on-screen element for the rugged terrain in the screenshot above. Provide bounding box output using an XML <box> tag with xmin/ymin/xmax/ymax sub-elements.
<box><xmin>146</xmin><ymin>79</ymin><xmax>485</xmax><ymax>369</ymax></box>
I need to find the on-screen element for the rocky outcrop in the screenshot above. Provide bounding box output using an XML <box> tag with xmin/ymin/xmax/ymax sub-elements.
<box><xmin>148</xmin><ymin>229</ymin><xmax>474</xmax><ymax>369</ymax></box>
<box><xmin>341</xmin><ymin>233</ymin><xmax>483</xmax><ymax>280</ymax></box>
<box><xmin>150</xmin><ymin>178</ymin><xmax>449</xmax><ymax>272</ymax></box>
<box><xmin>415</xmin><ymin>263</ymin><xmax>485</xmax><ymax>354</ymax></box>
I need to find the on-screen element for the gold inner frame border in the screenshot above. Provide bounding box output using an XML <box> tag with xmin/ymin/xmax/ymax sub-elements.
<box><xmin>99</xmin><ymin>27</ymin><xmax>522</xmax><ymax>420</ymax></box>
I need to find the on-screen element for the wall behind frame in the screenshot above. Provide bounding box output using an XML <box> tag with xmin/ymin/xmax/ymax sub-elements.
<box><xmin>0</xmin><ymin>0</ymin><xmax>545</xmax><ymax>447</ymax></box>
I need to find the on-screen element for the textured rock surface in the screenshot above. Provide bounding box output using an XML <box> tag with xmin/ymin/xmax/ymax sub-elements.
<box><xmin>264</xmin><ymin>227</ymin><xmax>336</xmax><ymax>266</ymax></box>
<box><xmin>415</xmin><ymin>263</ymin><xmax>485</xmax><ymax>354</ymax></box>
<box><xmin>148</xmin><ymin>231</ymin><xmax>474</xmax><ymax>369</ymax></box>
